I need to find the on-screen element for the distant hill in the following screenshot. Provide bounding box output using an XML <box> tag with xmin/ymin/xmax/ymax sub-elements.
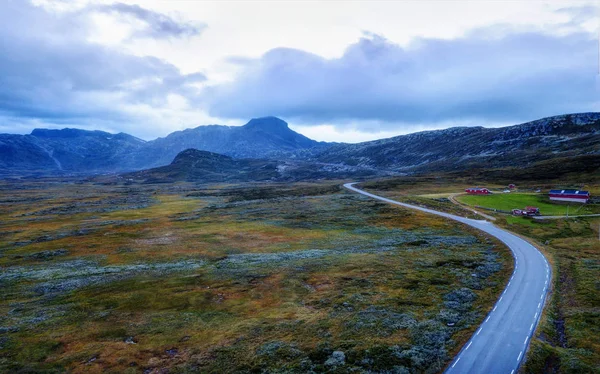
<box><xmin>0</xmin><ymin>128</ymin><xmax>146</xmax><ymax>175</ymax></box>
<box><xmin>124</xmin><ymin>148</ymin><xmax>388</xmax><ymax>183</ymax></box>
<box><xmin>315</xmin><ymin>113</ymin><xmax>600</xmax><ymax>173</ymax></box>
<box><xmin>1</xmin><ymin>113</ymin><xmax>599</xmax><ymax>179</ymax></box>
<box><xmin>0</xmin><ymin>117</ymin><xmax>329</xmax><ymax>175</ymax></box>
<box><xmin>133</xmin><ymin>116</ymin><xmax>329</xmax><ymax>169</ymax></box>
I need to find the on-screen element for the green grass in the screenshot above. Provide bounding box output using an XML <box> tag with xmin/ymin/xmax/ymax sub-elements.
<box><xmin>504</xmin><ymin>216</ymin><xmax>537</xmax><ymax>226</ymax></box>
<box><xmin>457</xmin><ymin>193</ymin><xmax>599</xmax><ymax>216</ymax></box>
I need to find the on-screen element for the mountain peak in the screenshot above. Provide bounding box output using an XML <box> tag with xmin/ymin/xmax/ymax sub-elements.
<box><xmin>243</xmin><ymin>116</ymin><xmax>289</xmax><ymax>132</ymax></box>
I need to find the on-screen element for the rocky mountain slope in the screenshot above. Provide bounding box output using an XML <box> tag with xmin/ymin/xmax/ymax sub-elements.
<box><xmin>315</xmin><ymin>113</ymin><xmax>600</xmax><ymax>172</ymax></box>
<box><xmin>1</xmin><ymin>113</ymin><xmax>598</xmax><ymax>178</ymax></box>
<box><xmin>124</xmin><ymin>149</ymin><xmax>388</xmax><ymax>183</ymax></box>
<box><xmin>0</xmin><ymin>117</ymin><xmax>328</xmax><ymax>175</ymax></box>
<box><xmin>133</xmin><ymin>116</ymin><xmax>328</xmax><ymax>169</ymax></box>
<box><xmin>0</xmin><ymin>128</ymin><xmax>146</xmax><ymax>175</ymax></box>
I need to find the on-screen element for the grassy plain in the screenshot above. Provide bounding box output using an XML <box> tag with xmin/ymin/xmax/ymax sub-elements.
<box><xmin>362</xmin><ymin>176</ymin><xmax>600</xmax><ymax>373</ymax></box>
<box><xmin>456</xmin><ymin>193</ymin><xmax>600</xmax><ymax>216</ymax></box>
<box><xmin>0</xmin><ymin>179</ymin><xmax>511</xmax><ymax>373</ymax></box>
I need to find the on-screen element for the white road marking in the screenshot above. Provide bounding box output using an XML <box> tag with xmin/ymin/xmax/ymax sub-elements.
<box><xmin>466</xmin><ymin>342</ymin><xmax>472</xmax><ymax>350</ymax></box>
<box><xmin>452</xmin><ymin>357</ymin><xmax>461</xmax><ymax>368</ymax></box>
<box><xmin>476</xmin><ymin>328</ymin><xmax>481</xmax><ymax>336</ymax></box>
<box><xmin>530</xmin><ymin>322</ymin><xmax>534</xmax><ymax>331</ymax></box>
<box><xmin>485</xmin><ymin>316</ymin><xmax>490</xmax><ymax>323</ymax></box>
<box><xmin>511</xmin><ymin>370</ymin><xmax>515</xmax><ymax>374</ymax></box>
<box><xmin>538</xmin><ymin>302</ymin><xmax>541</xmax><ymax>309</ymax></box>
<box><xmin>534</xmin><ymin>312</ymin><xmax>538</xmax><ymax>318</ymax></box>
<box><xmin>517</xmin><ymin>351</ymin><xmax>523</xmax><ymax>361</ymax></box>
<box><xmin>499</xmin><ymin>296</ymin><xmax>503</xmax><ymax>301</ymax></box>
<box><xmin>524</xmin><ymin>336</ymin><xmax>529</xmax><ymax>345</ymax></box>
<box><xmin>540</xmin><ymin>294</ymin><xmax>543</xmax><ymax>300</ymax></box>
<box><xmin>508</xmin><ymin>281</ymin><xmax>511</xmax><ymax>286</ymax></box>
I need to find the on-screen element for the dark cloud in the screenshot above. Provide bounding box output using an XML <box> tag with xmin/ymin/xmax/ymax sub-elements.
<box><xmin>0</xmin><ymin>1</ymin><xmax>204</xmax><ymax>137</ymax></box>
<box><xmin>91</xmin><ymin>2</ymin><xmax>206</xmax><ymax>39</ymax></box>
<box><xmin>1</xmin><ymin>1</ymin><xmax>597</xmax><ymax>140</ymax></box>
<box><xmin>205</xmin><ymin>25</ymin><xmax>598</xmax><ymax>128</ymax></box>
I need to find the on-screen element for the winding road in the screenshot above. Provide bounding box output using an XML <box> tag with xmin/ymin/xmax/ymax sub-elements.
<box><xmin>344</xmin><ymin>183</ymin><xmax>550</xmax><ymax>374</ymax></box>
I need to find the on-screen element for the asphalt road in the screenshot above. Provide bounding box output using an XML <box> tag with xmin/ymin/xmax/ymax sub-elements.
<box><xmin>344</xmin><ymin>183</ymin><xmax>550</xmax><ymax>374</ymax></box>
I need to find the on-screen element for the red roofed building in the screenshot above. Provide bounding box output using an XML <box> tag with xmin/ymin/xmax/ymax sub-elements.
<box><xmin>549</xmin><ymin>189</ymin><xmax>590</xmax><ymax>203</ymax></box>
<box><xmin>465</xmin><ymin>187</ymin><xmax>490</xmax><ymax>195</ymax></box>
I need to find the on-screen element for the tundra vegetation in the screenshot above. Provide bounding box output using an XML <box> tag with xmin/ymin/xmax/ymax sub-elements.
<box><xmin>0</xmin><ymin>179</ymin><xmax>511</xmax><ymax>373</ymax></box>
<box><xmin>362</xmin><ymin>176</ymin><xmax>600</xmax><ymax>373</ymax></box>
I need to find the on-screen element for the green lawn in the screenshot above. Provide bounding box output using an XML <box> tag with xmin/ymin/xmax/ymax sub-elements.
<box><xmin>456</xmin><ymin>193</ymin><xmax>598</xmax><ymax>216</ymax></box>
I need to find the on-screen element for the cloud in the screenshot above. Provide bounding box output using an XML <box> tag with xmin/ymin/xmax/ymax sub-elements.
<box><xmin>204</xmin><ymin>22</ymin><xmax>599</xmax><ymax>130</ymax></box>
<box><xmin>0</xmin><ymin>1</ymin><xmax>206</xmax><ymax>138</ymax></box>
<box><xmin>91</xmin><ymin>2</ymin><xmax>206</xmax><ymax>39</ymax></box>
<box><xmin>2</xmin><ymin>2</ymin><xmax>598</xmax><ymax>142</ymax></box>
<box><xmin>556</xmin><ymin>5</ymin><xmax>598</xmax><ymax>25</ymax></box>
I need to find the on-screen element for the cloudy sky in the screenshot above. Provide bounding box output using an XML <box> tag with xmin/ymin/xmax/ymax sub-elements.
<box><xmin>1</xmin><ymin>0</ymin><xmax>598</xmax><ymax>142</ymax></box>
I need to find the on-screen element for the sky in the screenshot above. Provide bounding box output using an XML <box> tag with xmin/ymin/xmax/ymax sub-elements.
<box><xmin>0</xmin><ymin>0</ymin><xmax>598</xmax><ymax>143</ymax></box>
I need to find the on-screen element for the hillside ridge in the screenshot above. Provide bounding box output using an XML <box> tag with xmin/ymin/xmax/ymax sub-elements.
<box><xmin>1</xmin><ymin>112</ymin><xmax>598</xmax><ymax>177</ymax></box>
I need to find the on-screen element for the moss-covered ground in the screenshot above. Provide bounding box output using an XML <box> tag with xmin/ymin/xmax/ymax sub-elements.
<box><xmin>0</xmin><ymin>180</ymin><xmax>511</xmax><ymax>373</ymax></box>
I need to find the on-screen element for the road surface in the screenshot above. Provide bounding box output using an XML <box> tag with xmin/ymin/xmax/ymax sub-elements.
<box><xmin>344</xmin><ymin>183</ymin><xmax>550</xmax><ymax>374</ymax></box>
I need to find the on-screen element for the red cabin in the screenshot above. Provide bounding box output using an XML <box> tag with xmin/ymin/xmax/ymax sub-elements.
<box><xmin>508</xmin><ymin>184</ymin><xmax>516</xmax><ymax>189</ymax></box>
<box><xmin>465</xmin><ymin>187</ymin><xmax>490</xmax><ymax>195</ymax></box>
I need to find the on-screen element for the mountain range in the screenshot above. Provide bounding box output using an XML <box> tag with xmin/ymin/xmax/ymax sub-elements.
<box><xmin>316</xmin><ymin>112</ymin><xmax>600</xmax><ymax>172</ymax></box>
<box><xmin>1</xmin><ymin>113</ymin><xmax>599</xmax><ymax>180</ymax></box>
<box><xmin>0</xmin><ymin>117</ymin><xmax>327</xmax><ymax>176</ymax></box>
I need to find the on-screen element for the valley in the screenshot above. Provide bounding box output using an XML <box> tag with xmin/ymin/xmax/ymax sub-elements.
<box><xmin>1</xmin><ymin>112</ymin><xmax>599</xmax><ymax>373</ymax></box>
<box><xmin>2</xmin><ymin>2</ymin><xmax>599</xmax><ymax>373</ymax></box>
<box><xmin>0</xmin><ymin>179</ymin><xmax>512</xmax><ymax>373</ymax></box>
